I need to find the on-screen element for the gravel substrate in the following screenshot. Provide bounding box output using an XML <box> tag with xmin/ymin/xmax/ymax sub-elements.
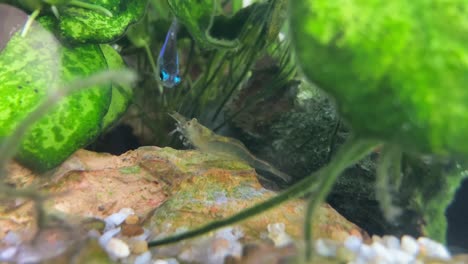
<box><xmin>1</xmin><ymin>207</ymin><xmax>464</xmax><ymax>264</ymax></box>
<box><xmin>315</xmin><ymin>234</ymin><xmax>455</xmax><ymax>264</ymax></box>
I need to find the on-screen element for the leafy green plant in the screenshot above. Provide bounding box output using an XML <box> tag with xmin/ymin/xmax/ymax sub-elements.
<box><xmin>0</xmin><ymin>1</ymin><xmax>141</xmax><ymax>171</ymax></box>
<box><xmin>290</xmin><ymin>0</ymin><xmax>468</xmax><ymax>243</ymax></box>
<box><xmin>0</xmin><ymin>3</ymin><xmax>137</xmax><ymax>242</ymax></box>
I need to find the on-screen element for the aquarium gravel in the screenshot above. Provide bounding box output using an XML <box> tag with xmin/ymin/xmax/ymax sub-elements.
<box><xmin>315</xmin><ymin>234</ymin><xmax>455</xmax><ymax>263</ymax></box>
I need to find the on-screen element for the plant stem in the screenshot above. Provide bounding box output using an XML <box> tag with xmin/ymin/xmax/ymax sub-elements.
<box><xmin>375</xmin><ymin>144</ymin><xmax>403</xmax><ymax>222</ymax></box>
<box><xmin>304</xmin><ymin>138</ymin><xmax>379</xmax><ymax>260</ymax></box>
<box><xmin>69</xmin><ymin>0</ymin><xmax>113</xmax><ymax>17</ymax></box>
<box><xmin>144</xmin><ymin>44</ymin><xmax>161</xmax><ymax>93</ymax></box>
<box><xmin>21</xmin><ymin>9</ymin><xmax>41</xmax><ymax>37</ymax></box>
<box><xmin>147</xmin><ymin>137</ymin><xmax>380</xmax><ymax>248</ymax></box>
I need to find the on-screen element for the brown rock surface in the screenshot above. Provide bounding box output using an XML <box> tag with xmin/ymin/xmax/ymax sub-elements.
<box><xmin>1</xmin><ymin>146</ymin><xmax>367</xmax><ymax>262</ymax></box>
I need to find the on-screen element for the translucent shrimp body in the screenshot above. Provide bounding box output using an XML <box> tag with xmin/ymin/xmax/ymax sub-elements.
<box><xmin>169</xmin><ymin>112</ymin><xmax>292</xmax><ymax>183</ymax></box>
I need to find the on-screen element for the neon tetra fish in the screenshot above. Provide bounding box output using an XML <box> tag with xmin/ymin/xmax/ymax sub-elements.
<box><xmin>158</xmin><ymin>19</ymin><xmax>181</xmax><ymax>88</ymax></box>
<box><xmin>169</xmin><ymin>112</ymin><xmax>292</xmax><ymax>183</ymax></box>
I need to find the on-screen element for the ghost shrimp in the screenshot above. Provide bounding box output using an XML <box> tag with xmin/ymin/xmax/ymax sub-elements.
<box><xmin>169</xmin><ymin>112</ymin><xmax>292</xmax><ymax>183</ymax></box>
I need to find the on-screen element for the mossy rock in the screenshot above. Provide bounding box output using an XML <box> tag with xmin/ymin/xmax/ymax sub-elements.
<box><xmin>290</xmin><ymin>0</ymin><xmax>468</xmax><ymax>156</ymax></box>
<box><xmin>289</xmin><ymin>0</ymin><xmax>468</xmax><ymax>243</ymax></box>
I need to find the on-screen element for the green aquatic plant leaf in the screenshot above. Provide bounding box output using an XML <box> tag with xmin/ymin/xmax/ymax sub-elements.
<box><xmin>265</xmin><ymin>0</ymin><xmax>288</xmax><ymax>41</ymax></box>
<box><xmin>58</xmin><ymin>0</ymin><xmax>148</xmax><ymax>43</ymax></box>
<box><xmin>17</xmin><ymin>0</ymin><xmax>113</xmax><ymax>16</ymax></box>
<box><xmin>126</xmin><ymin>17</ymin><xmax>159</xmax><ymax>87</ymax></box>
<box><xmin>126</xmin><ymin>19</ymin><xmax>150</xmax><ymax>49</ymax></box>
<box><xmin>0</xmin><ymin>14</ymin><xmax>60</xmax><ymax>166</ymax></box>
<box><xmin>168</xmin><ymin>0</ymin><xmax>238</xmax><ymax>49</ymax></box>
<box><xmin>290</xmin><ymin>0</ymin><xmax>468</xmax><ymax>156</ymax></box>
<box><xmin>0</xmin><ymin>17</ymin><xmax>113</xmax><ymax>171</ymax></box>
<box><xmin>100</xmin><ymin>44</ymin><xmax>134</xmax><ymax>131</ymax></box>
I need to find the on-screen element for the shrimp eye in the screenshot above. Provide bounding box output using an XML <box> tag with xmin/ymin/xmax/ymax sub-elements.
<box><xmin>173</xmin><ymin>75</ymin><xmax>181</xmax><ymax>85</ymax></box>
<box><xmin>160</xmin><ymin>70</ymin><xmax>169</xmax><ymax>81</ymax></box>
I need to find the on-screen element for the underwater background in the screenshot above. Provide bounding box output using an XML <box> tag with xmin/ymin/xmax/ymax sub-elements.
<box><xmin>0</xmin><ymin>0</ymin><xmax>467</xmax><ymax>262</ymax></box>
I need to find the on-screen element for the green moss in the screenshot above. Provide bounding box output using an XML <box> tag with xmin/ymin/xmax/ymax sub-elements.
<box><xmin>72</xmin><ymin>240</ymin><xmax>113</xmax><ymax>264</ymax></box>
<box><xmin>399</xmin><ymin>157</ymin><xmax>468</xmax><ymax>242</ymax></box>
<box><xmin>119</xmin><ymin>166</ymin><xmax>141</xmax><ymax>174</ymax></box>
<box><xmin>290</xmin><ymin>0</ymin><xmax>468</xmax><ymax>156</ymax></box>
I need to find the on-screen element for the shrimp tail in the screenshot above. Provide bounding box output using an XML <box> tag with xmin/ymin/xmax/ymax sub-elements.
<box><xmin>250</xmin><ymin>158</ymin><xmax>292</xmax><ymax>183</ymax></box>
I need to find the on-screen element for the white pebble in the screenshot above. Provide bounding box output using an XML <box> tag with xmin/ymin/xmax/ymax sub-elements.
<box><xmin>134</xmin><ymin>251</ymin><xmax>152</xmax><ymax>264</ymax></box>
<box><xmin>315</xmin><ymin>233</ymin><xmax>453</xmax><ymax>264</ymax></box>
<box><xmin>358</xmin><ymin>244</ymin><xmax>376</xmax><ymax>261</ymax></box>
<box><xmin>106</xmin><ymin>238</ymin><xmax>130</xmax><ymax>259</ymax></box>
<box><xmin>382</xmin><ymin>235</ymin><xmax>400</xmax><ymax>250</ymax></box>
<box><xmin>88</xmin><ymin>229</ymin><xmax>101</xmax><ymax>239</ymax></box>
<box><xmin>211</xmin><ymin>237</ymin><xmax>243</xmax><ymax>263</ymax></box>
<box><xmin>267</xmin><ymin>222</ymin><xmax>285</xmax><ymax>233</ymax></box>
<box><xmin>153</xmin><ymin>258</ymin><xmax>179</xmax><ymax>264</ymax></box>
<box><xmin>370</xmin><ymin>241</ymin><xmax>391</xmax><ymax>262</ymax></box>
<box><xmin>267</xmin><ymin>223</ymin><xmax>293</xmax><ymax>247</ymax></box>
<box><xmin>105</xmin><ymin>211</ymin><xmax>132</xmax><ymax>230</ymax></box>
<box><xmin>119</xmin><ymin>207</ymin><xmax>135</xmax><ymax>215</ymax></box>
<box><xmin>99</xmin><ymin>227</ymin><xmax>121</xmax><ymax>248</ymax></box>
<box><xmin>417</xmin><ymin>237</ymin><xmax>451</xmax><ymax>260</ymax></box>
<box><xmin>3</xmin><ymin>232</ymin><xmax>20</xmax><ymax>246</ymax></box>
<box><xmin>315</xmin><ymin>239</ymin><xmax>337</xmax><ymax>257</ymax></box>
<box><xmin>216</xmin><ymin>227</ymin><xmax>243</xmax><ymax>241</ymax></box>
<box><xmin>389</xmin><ymin>248</ymin><xmax>414</xmax><ymax>263</ymax></box>
<box><xmin>14</xmin><ymin>247</ymin><xmax>43</xmax><ymax>263</ymax></box>
<box><xmin>213</xmin><ymin>227</ymin><xmax>244</xmax><ymax>260</ymax></box>
<box><xmin>0</xmin><ymin>247</ymin><xmax>18</xmax><ymax>260</ymax></box>
<box><xmin>371</xmin><ymin>235</ymin><xmax>382</xmax><ymax>244</ymax></box>
<box><xmin>344</xmin><ymin>235</ymin><xmax>362</xmax><ymax>253</ymax></box>
<box><xmin>401</xmin><ymin>235</ymin><xmax>419</xmax><ymax>256</ymax></box>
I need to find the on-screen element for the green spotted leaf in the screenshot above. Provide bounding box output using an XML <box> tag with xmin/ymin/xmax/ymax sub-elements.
<box><xmin>0</xmin><ymin>17</ymin><xmax>112</xmax><ymax>171</ymax></box>
<box><xmin>58</xmin><ymin>0</ymin><xmax>148</xmax><ymax>44</ymax></box>
<box><xmin>290</xmin><ymin>0</ymin><xmax>468</xmax><ymax>156</ymax></box>
<box><xmin>168</xmin><ymin>0</ymin><xmax>238</xmax><ymax>50</ymax></box>
<box><xmin>0</xmin><ymin>12</ymin><xmax>61</xmax><ymax>137</ymax></box>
